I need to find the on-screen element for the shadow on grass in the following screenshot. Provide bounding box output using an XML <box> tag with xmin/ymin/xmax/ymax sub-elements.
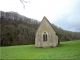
<box><xmin>60</xmin><ymin>43</ymin><xmax>68</xmax><ymax>47</ymax></box>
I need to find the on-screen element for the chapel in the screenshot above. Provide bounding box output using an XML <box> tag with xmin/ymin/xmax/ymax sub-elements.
<box><xmin>35</xmin><ymin>16</ymin><xmax>59</xmax><ymax>47</ymax></box>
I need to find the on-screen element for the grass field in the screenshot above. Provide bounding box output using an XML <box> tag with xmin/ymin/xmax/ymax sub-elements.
<box><xmin>0</xmin><ymin>40</ymin><xmax>80</xmax><ymax>59</ymax></box>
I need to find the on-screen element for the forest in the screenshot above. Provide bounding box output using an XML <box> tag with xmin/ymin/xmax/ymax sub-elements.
<box><xmin>0</xmin><ymin>11</ymin><xmax>80</xmax><ymax>46</ymax></box>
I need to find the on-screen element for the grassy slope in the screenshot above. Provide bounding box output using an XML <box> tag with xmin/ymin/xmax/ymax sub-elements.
<box><xmin>0</xmin><ymin>40</ymin><xmax>80</xmax><ymax>59</ymax></box>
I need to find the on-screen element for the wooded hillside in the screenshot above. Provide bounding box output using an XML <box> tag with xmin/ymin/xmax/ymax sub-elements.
<box><xmin>0</xmin><ymin>11</ymin><xmax>80</xmax><ymax>46</ymax></box>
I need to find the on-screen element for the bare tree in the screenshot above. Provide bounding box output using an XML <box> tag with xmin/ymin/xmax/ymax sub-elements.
<box><xmin>20</xmin><ymin>0</ymin><xmax>30</xmax><ymax>9</ymax></box>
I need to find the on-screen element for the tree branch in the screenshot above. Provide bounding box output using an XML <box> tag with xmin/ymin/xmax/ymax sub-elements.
<box><xmin>20</xmin><ymin>0</ymin><xmax>30</xmax><ymax>9</ymax></box>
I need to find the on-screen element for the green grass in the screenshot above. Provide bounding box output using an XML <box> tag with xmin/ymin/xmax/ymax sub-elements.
<box><xmin>0</xmin><ymin>40</ymin><xmax>80</xmax><ymax>59</ymax></box>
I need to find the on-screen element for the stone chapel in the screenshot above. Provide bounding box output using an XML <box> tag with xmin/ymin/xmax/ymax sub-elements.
<box><xmin>35</xmin><ymin>16</ymin><xmax>59</xmax><ymax>47</ymax></box>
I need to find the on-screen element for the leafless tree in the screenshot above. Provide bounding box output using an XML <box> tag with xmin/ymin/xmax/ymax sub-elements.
<box><xmin>20</xmin><ymin>0</ymin><xmax>30</xmax><ymax>9</ymax></box>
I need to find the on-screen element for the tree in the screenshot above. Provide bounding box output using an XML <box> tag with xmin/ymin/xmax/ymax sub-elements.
<box><xmin>20</xmin><ymin>0</ymin><xmax>30</xmax><ymax>9</ymax></box>
<box><xmin>1</xmin><ymin>11</ymin><xmax>80</xmax><ymax>46</ymax></box>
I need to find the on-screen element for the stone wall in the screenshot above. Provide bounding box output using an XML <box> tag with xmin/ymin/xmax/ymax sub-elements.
<box><xmin>35</xmin><ymin>16</ymin><xmax>59</xmax><ymax>47</ymax></box>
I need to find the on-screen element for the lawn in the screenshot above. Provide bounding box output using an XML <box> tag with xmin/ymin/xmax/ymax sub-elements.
<box><xmin>0</xmin><ymin>40</ymin><xmax>80</xmax><ymax>59</ymax></box>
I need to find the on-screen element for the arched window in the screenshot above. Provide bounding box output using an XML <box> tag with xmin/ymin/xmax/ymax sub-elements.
<box><xmin>43</xmin><ymin>32</ymin><xmax>47</xmax><ymax>41</ymax></box>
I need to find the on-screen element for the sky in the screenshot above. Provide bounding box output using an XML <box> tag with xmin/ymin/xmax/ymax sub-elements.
<box><xmin>0</xmin><ymin>0</ymin><xmax>80</xmax><ymax>32</ymax></box>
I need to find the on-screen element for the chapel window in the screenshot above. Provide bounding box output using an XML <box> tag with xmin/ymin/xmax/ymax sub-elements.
<box><xmin>43</xmin><ymin>32</ymin><xmax>47</xmax><ymax>41</ymax></box>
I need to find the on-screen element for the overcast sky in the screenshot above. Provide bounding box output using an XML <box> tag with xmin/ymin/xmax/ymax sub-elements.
<box><xmin>0</xmin><ymin>0</ymin><xmax>80</xmax><ymax>32</ymax></box>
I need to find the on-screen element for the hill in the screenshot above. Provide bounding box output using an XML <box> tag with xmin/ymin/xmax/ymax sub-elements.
<box><xmin>1</xmin><ymin>40</ymin><xmax>80</xmax><ymax>59</ymax></box>
<box><xmin>0</xmin><ymin>11</ymin><xmax>80</xmax><ymax>46</ymax></box>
